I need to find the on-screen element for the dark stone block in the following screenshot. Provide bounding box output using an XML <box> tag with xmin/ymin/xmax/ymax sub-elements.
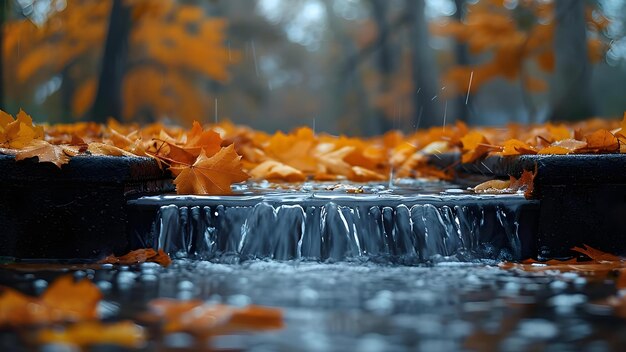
<box><xmin>456</xmin><ymin>154</ymin><xmax>626</xmax><ymax>258</ymax></box>
<box><xmin>0</xmin><ymin>155</ymin><xmax>172</xmax><ymax>261</ymax></box>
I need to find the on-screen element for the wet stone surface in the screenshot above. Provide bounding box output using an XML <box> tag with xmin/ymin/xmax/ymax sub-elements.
<box><xmin>1</xmin><ymin>260</ymin><xmax>626</xmax><ymax>351</ymax></box>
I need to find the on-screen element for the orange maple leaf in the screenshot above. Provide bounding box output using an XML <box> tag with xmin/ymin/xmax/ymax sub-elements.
<box><xmin>158</xmin><ymin>121</ymin><xmax>223</xmax><ymax>165</ymax></box>
<box><xmin>171</xmin><ymin>144</ymin><xmax>249</xmax><ymax>195</ymax></box>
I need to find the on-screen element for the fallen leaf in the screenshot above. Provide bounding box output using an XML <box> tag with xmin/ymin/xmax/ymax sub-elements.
<box><xmin>500</xmin><ymin>139</ymin><xmax>536</xmax><ymax>156</ymax></box>
<box><xmin>510</xmin><ymin>169</ymin><xmax>535</xmax><ymax>198</ymax></box>
<box><xmin>474</xmin><ymin>169</ymin><xmax>535</xmax><ymax>198</ymax></box>
<box><xmin>38</xmin><ymin>321</ymin><xmax>146</xmax><ymax>348</ymax></box>
<box><xmin>351</xmin><ymin>166</ymin><xmax>386</xmax><ymax>182</ymax></box>
<box><xmin>99</xmin><ymin>248</ymin><xmax>172</xmax><ymax>267</ymax></box>
<box><xmin>249</xmin><ymin>160</ymin><xmax>306</xmax><ymax>182</ymax></box>
<box><xmin>14</xmin><ymin>140</ymin><xmax>70</xmax><ymax>168</ymax></box>
<box><xmin>161</xmin><ymin>121</ymin><xmax>223</xmax><ymax>165</ymax></box>
<box><xmin>0</xmin><ymin>122</ymin><xmax>36</xmax><ymax>148</ymax></box>
<box><xmin>87</xmin><ymin>142</ymin><xmax>137</xmax><ymax>157</ymax></box>
<box><xmin>460</xmin><ymin>132</ymin><xmax>493</xmax><ymax>163</ymax></box>
<box><xmin>146</xmin><ymin>299</ymin><xmax>283</xmax><ymax>338</ymax></box>
<box><xmin>40</xmin><ymin>275</ymin><xmax>102</xmax><ymax>321</ymax></box>
<box><xmin>537</xmin><ymin>145</ymin><xmax>570</xmax><ymax>155</ymax></box>
<box><xmin>171</xmin><ymin>145</ymin><xmax>249</xmax><ymax>195</ymax></box>
<box><xmin>552</xmin><ymin>139</ymin><xmax>588</xmax><ymax>152</ymax></box>
<box><xmin>572</xmin><ymin>244</ymin><xmax>622</xmax><ymax>262</ymax></box>
<box><xmin>315</xmin><ymin>145</ymin><xmax>355</xmax><ymax>177</ymax></box>
<box><xmin>263</xmin><ymin>127</ymin><xmax>317</xmax><ymax>173</ymax></box>
<box><xmin>584</xmin><ymin>129</ymin><xmax>619</xmax><ymax>153</ymax></box>
<box><xmin>474</xmin><ymin>179</ymin><xmax>511</xmax><ymax>193</ymax></box>
<box><xmin>0</xmin><ymin>275</ymin><xmax>101</xmax><ymax>326</ymax></box>
<box><xmin>546</xmin><ymin>124</ymin><xmax>571</xmax><ymax>141</ymax></box>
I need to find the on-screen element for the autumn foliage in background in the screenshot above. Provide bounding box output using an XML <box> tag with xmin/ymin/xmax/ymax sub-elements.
<box><xmin>432</xmin><ymin>0</ymin><xmax>607</xmax><ymax>96</ymax></box>
<box><xmin>3</xmin><ymin>0</ymin><xmax>234</xmax><ymax>124</ymax></box>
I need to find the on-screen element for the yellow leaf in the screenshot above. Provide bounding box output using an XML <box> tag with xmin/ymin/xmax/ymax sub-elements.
<box><xmin>14</xmin><ymin>140</ymin><xmax>70</xmax><ymax>168</ymax></box>
<box><xmin>87</xmin><ymin>142</ymin><xmax>137</xmax><ymax>157</ymax></box>
<box><xmin>0</xmin><ymin>121</ymin><xmax>36</xmax><ymax>149</ymax></box>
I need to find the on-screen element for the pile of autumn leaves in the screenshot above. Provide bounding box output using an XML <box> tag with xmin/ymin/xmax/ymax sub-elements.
<box><xmin>1</xmin><ymin>109</ymin><xmax>626</xmax><ymax>195</ymax></box>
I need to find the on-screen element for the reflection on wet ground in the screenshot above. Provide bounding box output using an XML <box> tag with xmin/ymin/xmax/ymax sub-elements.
<box><xmin>1</xmin><ymin>260</ymin><xmax>626</xmax><ymax>351</ymax></box>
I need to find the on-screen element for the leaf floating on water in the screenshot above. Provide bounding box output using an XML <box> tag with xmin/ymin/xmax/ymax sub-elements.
<box><xmin>0</xmin><ymin>275</ymin><xmax>101</xmax><ymax>326</ymax></box>
<box><xmin>99</xmin><ymin>248</ymin><xmax>172</xmax><ymax>267</ymax></box>
<box><xmin>501</xmin><ymin>245</ymin><xmax>625</xmax><ymax>288</ymax></box>
<box><xmin>571</xmin><ymin>244</ymin><xmax>622</xmax><ymax>262</ymax></box>
<box><xmin>145</xmin><ymin>299</ymin><xmax>283</xmax><ymax>338</ymax></box>
<box><xmin>38</xmin><ymin>321</ymin><xmax>146</xmax><ymax>348</ymax></box>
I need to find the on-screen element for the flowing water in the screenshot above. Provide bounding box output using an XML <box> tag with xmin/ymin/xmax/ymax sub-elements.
<box><xmin>128</xmin><ymin>180</ymin><xmax>538</xmax><ymax>262</ymax></box>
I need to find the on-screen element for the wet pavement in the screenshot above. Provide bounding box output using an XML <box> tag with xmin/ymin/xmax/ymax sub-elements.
<box><xmin>1</xmin><ymin>259</ymin><xmax>626</xmax><ymax>351</ymax></box>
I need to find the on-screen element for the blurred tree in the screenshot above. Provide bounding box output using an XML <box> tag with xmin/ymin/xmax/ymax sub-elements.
<box><xmin>452</xmin><ymin>0</ymin><xmax>468</xmax><ymax>122</ymax></box>
<box><xmin>405</xmin><ymin>0</ymin><xmax>441</xmax><ymax>129</ymax></box>
<box><xmin>4</xmin><ymin>0</ymin><xmax>110</xmax><ymax>121</ymax></box>
<box><xmin>321</xmin><ymin>0</ymin><xmax>375</xmax><ymax>135</ymax></box>
<box><xmin>549</xmin><ymin>0</ymin><xmax>594</xmax><ymax>121</ymax></box>
<box><xmin>369</xmin><ymin>0</ymin><xmax>394</xmax><ymax>132</ymax></box>
<box><xmin>91</xmin><ymin>0</ymin><xmax>131</xmax><ymax>122</ymax></box>
<box><xmin>3</xmin><ymin>0</ymin><xmax>233</xmax><ymax>124</ymax></box>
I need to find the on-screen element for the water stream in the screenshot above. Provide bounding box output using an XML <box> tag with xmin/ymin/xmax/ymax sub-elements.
<box><xmin>129</xmin><ymin>181</ymin><xmax>537</xmax><ymax>262</ymax></box>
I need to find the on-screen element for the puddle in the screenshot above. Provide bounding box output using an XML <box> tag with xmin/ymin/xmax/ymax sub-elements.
<box><xmin>1</xmin><ymin>260</ymin><xmax>625</xmax><ymax>351</ymax></box>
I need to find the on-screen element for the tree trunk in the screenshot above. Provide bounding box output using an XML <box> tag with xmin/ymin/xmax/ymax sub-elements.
<box><xmin>370</xmin><ymin>0</ymin><xmax>394</xmax><ymax>133</ymax></box>
<box><xmin>549</xmin><ymin>0</ymin><xmax>594</xmax><ymax>122</ymax></box>
<box><xmin>321</xmin><ymin>0</ymin><xmax>372</xmax><ymax>135</ymax></box>
<box><xmin>90</xmin><ymin>0</ymin><xmax>132</xmax><ymax>122</ymax></box>
<box><xmin>406</xmin><ymin>0</ymin><xmax>441</xmax><ymax>129</ymax></box>
<box><xmin>453</xmin><ymin>0</ymin><xmax>468</xmax><ymax>123</ymax></box>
